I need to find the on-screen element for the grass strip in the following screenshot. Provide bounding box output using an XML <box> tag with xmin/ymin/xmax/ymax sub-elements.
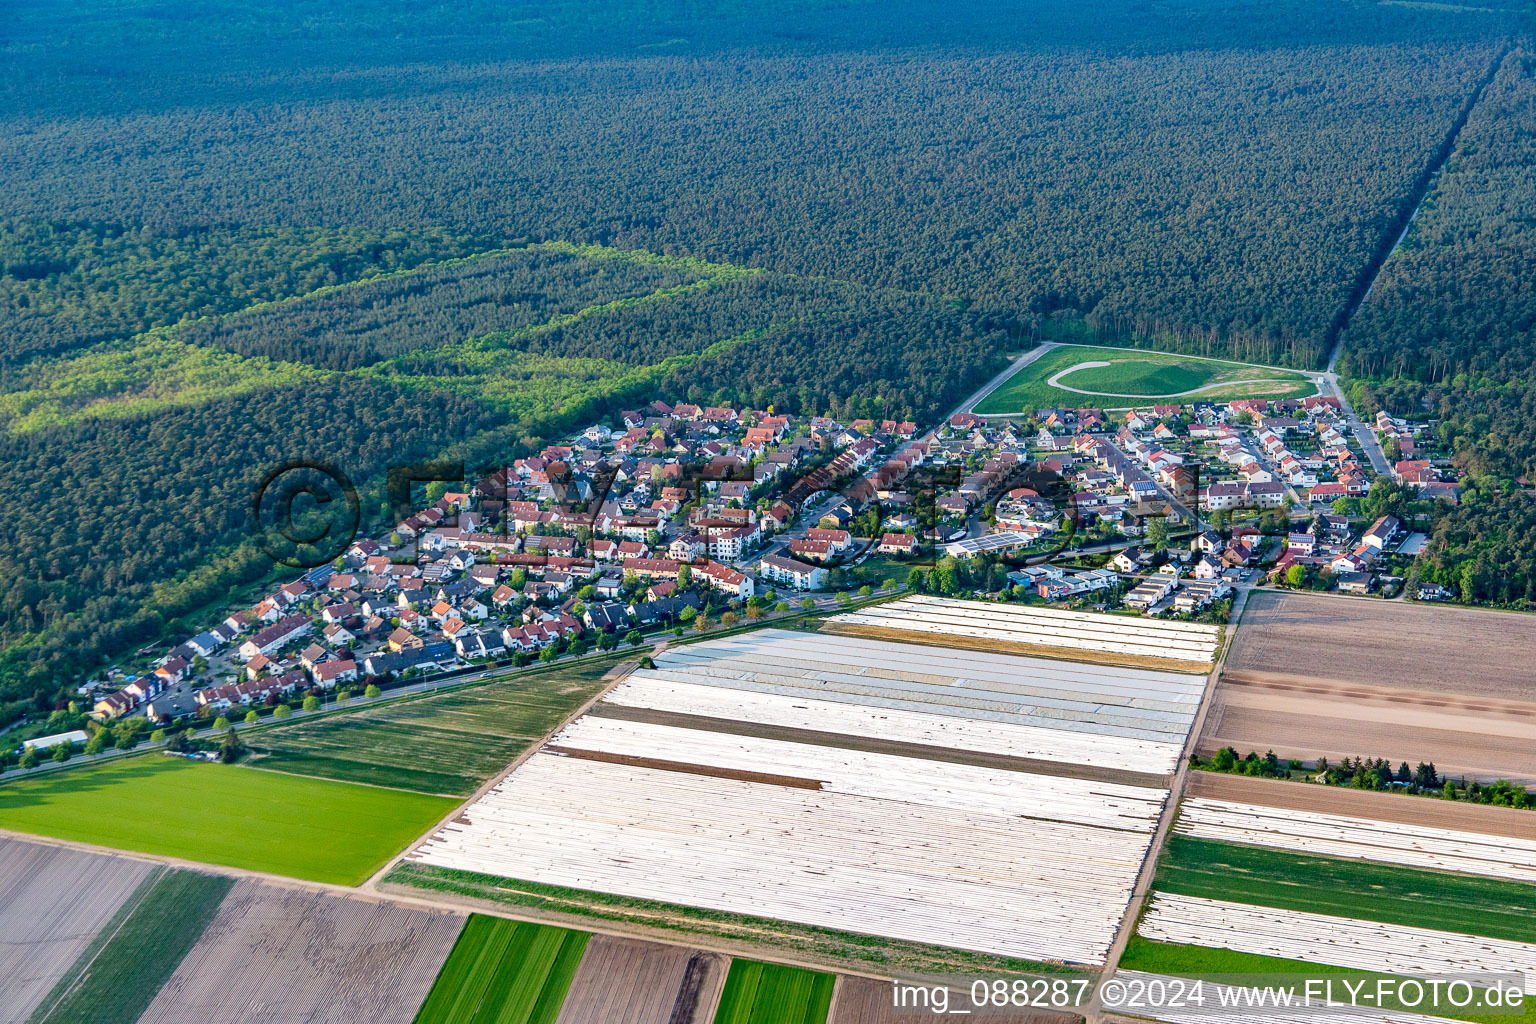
<box><xmin>412</xmin><ymin>915</ymin><xmax>588</xmax><ymax>1024</ymax></box>
<box><xmin>29</xmin><ymin>869</ymin><xmax>234</xmax><ymax>1024</ymax></box>
<box><xmin>1157</xmin><ymin>834</ymin><xmax>1536</xmax><ymax>943</ymax></box>
<box><xmin>386</xmin><ymin>864</ymin><xmax>1078</xmax><ymax>980</ymax></box>
<box><xmin>714</xmin><ymin>960</ymin><xmax>835</xmax><ymax>1024</ymax></box>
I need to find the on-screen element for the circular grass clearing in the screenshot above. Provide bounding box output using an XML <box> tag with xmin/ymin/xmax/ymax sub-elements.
<box><xmin>1053</xmin><ymin>358</ymin><xmax>1224</xmax><ymax>396</ymax></box>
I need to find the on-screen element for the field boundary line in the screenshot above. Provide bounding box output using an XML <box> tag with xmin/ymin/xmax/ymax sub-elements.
<box><xmin>1084</xmin><ymin>584</ymin><xmax>1252</xmax><ymax>1023</ymax></box>
<box><xmin>359</xmin><ymin>659</ymin><xmax>649</xmax><ymax>891</ymax></box>
<box><xmin>371</xmin><ymin>875</ymin><xmax>922</xmax><ymax>988</ymax></box>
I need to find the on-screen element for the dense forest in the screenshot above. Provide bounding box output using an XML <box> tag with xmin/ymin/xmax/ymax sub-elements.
<box><xmin>1345</xmin><ymin>48</ymin><xmax>1536</xmax><ymax>600</ymax></box>
<box><xmin>0</xmin><ymin>222</ymin><xmax>484</xmax><ymax>369</ymax></box>
<box><xmin>2</xmin><ymin>2</ymin><xmax>1521</xmax><ymax>367</ymax></box>
<box><xmin>0</xmin><ymin>377</ymin><xmax>511</xmax><ymax>717</ymax></box>
<box><xmin>0</xmin><ymin>0</ymin><xmax>1532</xmax><ymax>707</ymax></box>
<box><xmin>181</xmin><ymin>246</ymin><xmax>703</xmax><ymax>370</ymax></box>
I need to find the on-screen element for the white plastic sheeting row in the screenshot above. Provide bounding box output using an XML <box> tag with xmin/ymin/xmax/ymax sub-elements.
<box><xmin>602</xmin><ymin>677</ymin><xmax>1186</xmax><ymax>775</ymax></box>
<box><xmin>835</xmin><ymin>595</ymin><xmax>1220</xmax><ymax>664</ymax></box>
<box><xmin>1111</xmin><ymin>972</ymin><xmax>1465</xmax><ymax>1024</ymax></box>
<box><xmin>1176</xmin><ymin>798</ymin><xmax>1536</xmax><ymax>883</ymax></box>
<box><xmin>414</xmin><ymin>754</ymin><xmax>1152</xmax><ymax>964</ymax></box>
<box><xmin>647</xmin><ymin>629</ymin><xmax>1206</xmax><ymax>744</ymax></box>
<box><xmin>1138</xmin><ymin>894</ymin><xmax>1536</xmax><ymax>994</ymax></box>
<box><xmin>550</xmin><ymin>716</ymin><xmax>1168</xmax><ymax>829</ymax></box>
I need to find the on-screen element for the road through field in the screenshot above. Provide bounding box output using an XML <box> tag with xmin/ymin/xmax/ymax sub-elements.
<box><xmin>953</xmin><ymin>342</ymin><xmax>1058</xmax><ymax>418</ymax></box>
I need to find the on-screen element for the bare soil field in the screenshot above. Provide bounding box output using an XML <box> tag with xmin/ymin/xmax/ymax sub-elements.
<box><xmin>554</xmin><ymin>935</ymin><xmax>727</xmax><ymax>1024</ymax></box>
<box><xmin>1185</xmin><ymin>771</ymin><xmax>1536</xmax><ymax>840</ymax></box>
<box><xmin>136</xmin><ymin>880</ymin><xmax>463</xmax><ymax>1024</ymax></box>
<box><xmin>829</xmin><ymin>976</ymin><xmax>1082</xmax><ymax>1023</ymax></box>
<box><xmin>823</xmin><ymin>622</ymin><xmax>1212</xmax><ymax>675</ymax></box>
<box><xmin>1228</xmin><ymin>591</ymin><xmax>1536</xmax><ymax>699</ymax></box>
<box><xmin>1199</xmin><ymin>674</ymin><xmax>1536</xmax><ymax>784</ymax></box>
<box><xmin>0</xmin><ymin>837</ymin><xmax>155</xmax><ymax>1024</ymax></box>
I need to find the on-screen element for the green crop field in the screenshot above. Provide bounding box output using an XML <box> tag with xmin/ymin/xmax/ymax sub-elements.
<box><xmin>249</xmin><ymin>660</ymin><xmax>618</xmax><ymax>795</ymax></box>
<box><xmin>713</xmin><ymin>960</ymin><xmax>836</xmax><ymax>1024</ymax></box>
<box><xmin>30</xmin><ymin>868</ymin><xmax>233</xmax><ymax>1024</ymax></box>
<box><xmin>1156</xmin><ymin>835</ymin><xmax>1536</xmax><ymax>943</ymax></box>
<box><xmin>413</xmin><ymin>915</ymin><xmax>588</xmax><ymax>1024</ymax></box>
<box><xmin>0</xmin><ymin>757</ymin><xmax>456</xmax><ymax>885</ymax></box>
<box><xmin>1121</xmin><ymin>939</ymin><xmax>1536</xmax><ymax>1024</ymax></box>
<box><xmin>974</xmin><ymin>343</ymin><xmax>1315</xmax><ymax>413</ymax></box>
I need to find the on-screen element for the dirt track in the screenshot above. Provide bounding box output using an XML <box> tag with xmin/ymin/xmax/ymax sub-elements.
<box><xmin>137</xmin><ymin>880</ymin><xmax>463</xmax><ymax>1024</ymax></box>
<box><xmin>1185</xmin><ymin>772</ymin><xmax>1536</xmax><ymax>840</ymax></box>
<box><xmin>1199</xmin><ymin>674</ymin><xmax>1536</xmax><ymax>784</ymax></box>
<box><xmin>1228</xmin><ymin>591</ymin><xmax>1536</xmax><ymax>700</ymax></box>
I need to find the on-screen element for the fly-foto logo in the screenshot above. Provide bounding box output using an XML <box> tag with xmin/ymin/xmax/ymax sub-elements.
<box><xmin>249</xmin><ymin>459</ymin><xmax>362</xmax><ymax>569</ymax></box>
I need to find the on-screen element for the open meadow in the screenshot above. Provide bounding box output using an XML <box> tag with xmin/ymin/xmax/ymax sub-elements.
<box><xmin>0</xmin><ymin>757</ymin><xmax>456</xmax><ymax>884</ymax></box>
<box><xmin>249</xmin><ymin>660</ymin><xmax>617</xmax><ymax>795</ymax></box>
<box><xmin>973</xmin><ymin>344</ymin><xmax>1313</xmax><ymax>414</ymax></box>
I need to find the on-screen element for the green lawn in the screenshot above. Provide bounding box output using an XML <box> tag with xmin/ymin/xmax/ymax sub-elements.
<box><xmin>30</xmin><ymin>868</ymin><xmax>233</xmax><ymax>1024</ymax></box>
<box><xmin>1120</xmin><ymin>938</ymin><xmax>1536</xmax><ymax>1024</ymax></box>
<box><xmin>1157</xmin><ymin>835</ymin><xmax>1536</xmax><ymax>943</ymax></box>
<box><xmin>713</xmin><ymin>960</ymin><xmax>836</xmax><ymax>1024</ymax></box>
<box><xmin>0</xmin><ymin>757</ymin><xmax>456</xmax><ymax>885</ymax></box>
<box><xmin>413</xmin><ymin>915</ymin><xmax>588</xmax><ymax>1024</ymax></box>
<box><xmin>249</xmin><ymin>660</ymin><xmax>617</xmax><ymax>795</ymax></box>
<box><xmin>975</xmin><ymin>343</ymin><xmax>1314</xmax><ymax>413</ymax></box>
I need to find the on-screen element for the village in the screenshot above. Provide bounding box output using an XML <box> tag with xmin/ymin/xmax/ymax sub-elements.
<box><xmin>67</xmin><ymin>390</ymin><xmax>1451</xmax><ymax>735</ymax></box>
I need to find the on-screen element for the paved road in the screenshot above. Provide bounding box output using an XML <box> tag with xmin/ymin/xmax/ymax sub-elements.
<box><xmin>953</xmin><ymin>342</ymin><xmax>1059</xmax><ymax>419</ymax></box>
<box><xmin>1086</xmin><ymin>582</ymin><xmax>1254</xmax><ymax>1023</ymax></box>
<box><xmin>1237</xmin><ymin>435</ymin><xmax>1305</xmax><ymax>507</ymax></box>
<box><xmin>1321</xmin><ymin>370</ymin><xmax>1392</xmax><ymax>476</ymax></box>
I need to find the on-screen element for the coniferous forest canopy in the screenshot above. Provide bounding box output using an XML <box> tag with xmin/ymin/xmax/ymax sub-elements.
<box><xmin>0</xmin><ymin>0</ymin><xmax>1533</xmax><ymax>713</ymax></box>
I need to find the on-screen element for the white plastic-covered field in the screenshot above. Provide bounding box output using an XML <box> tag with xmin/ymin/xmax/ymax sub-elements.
<box><xmin>411</xmin><ymin>626</ymin><xmax>1208</xmax><ymax>965</ymax></box>
<box><xmin>1139</xmin><ymin>894</ymin><xmax>1536</xmax><ymax>994</ymax></box>
<box><xmin>833</xmin><ymin>595</ymin><xmax>1221</xmax><ymax>666</ymax></box>
<box><xmin>1175</xmin><ymin>798</ymin><xmax>1536</xmax><ymax>883</ymax></box>
<box><xmin>622</xmin><ymin>628</ymin><xmax>1207</xmax><ymax>758</ymax></box>
<box><xmin>415</xmin><ymin>753</ymin><xmax>1150</xmax><ymax>963</ymax></box>
<box><xmin>1111</xmin><ymin>972</ymin><xmax>1466</xmax><ymax>1024</ymax></box>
